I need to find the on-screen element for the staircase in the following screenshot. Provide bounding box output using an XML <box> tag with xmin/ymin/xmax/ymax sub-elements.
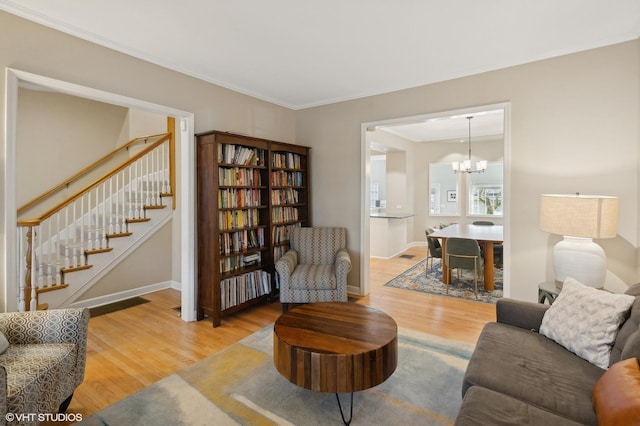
<box><xmin>16</xmin><ymin>132</ymin><xmax>175</xmax><ymax>311</ymax></box>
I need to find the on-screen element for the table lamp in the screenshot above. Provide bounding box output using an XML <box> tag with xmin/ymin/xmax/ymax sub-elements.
<box><xmin>540</xmin><ymin>194</ymin><xmax>618</xmax><ymax>289</ymax></box>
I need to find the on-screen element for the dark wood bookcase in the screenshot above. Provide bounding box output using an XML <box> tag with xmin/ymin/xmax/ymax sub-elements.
<box><xmin>196</xmin><ymin>131</ymin><xmax>310</xmax><ymax>327</ymax></box>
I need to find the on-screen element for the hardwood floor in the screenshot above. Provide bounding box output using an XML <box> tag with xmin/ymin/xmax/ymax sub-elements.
<box><xmin>63</xmin><ymin>245</ymin><xmax>495</xmax><ymax>421</ymax></box>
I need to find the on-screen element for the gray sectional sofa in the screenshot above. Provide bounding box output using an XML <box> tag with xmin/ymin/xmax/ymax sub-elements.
<box><xmin>455</xmin><ymin>283</ymin><xmax>640</xmax><ymax>425</ymax></box>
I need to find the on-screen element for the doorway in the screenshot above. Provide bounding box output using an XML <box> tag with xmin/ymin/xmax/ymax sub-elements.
<box><xmin>3</xmin><ymin>69</ymin><xmax>197</xmax><ymax>320</ymax></box>
<box><xmin>360</xmin><ymin>103</ymin><xmax>511</xmax><ymax>298</ymax></box>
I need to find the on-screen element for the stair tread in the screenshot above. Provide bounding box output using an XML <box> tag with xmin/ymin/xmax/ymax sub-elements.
<box><xmin>107</xmin><ymin>232</ymin><xmax>133</xmax><ymax>238</ymax></box>
<box><xmin>86</xmin><ymin>247</ymin><xmax>113</xmax><ymax>255</ymax></box>
<box><xmin>36</xmin><ymin>283</ymin><xmax>69</xmax><ymax>294</ymax></box>
<box><xmin>61</xmin><ymin>264</ymin><xmax>92</xmax><ymax>273</ymax></box>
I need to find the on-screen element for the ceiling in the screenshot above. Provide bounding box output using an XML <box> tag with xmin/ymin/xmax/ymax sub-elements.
<box><xmin>2</xmin><ymin>1</ymin><xmax>640</xmax><ymax>110</ymax></box>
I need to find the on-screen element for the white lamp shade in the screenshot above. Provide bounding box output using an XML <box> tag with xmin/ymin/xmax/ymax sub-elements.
<box><xmin>540</xmin><ymin>194</ymin><xmax>618</xmax><ymax>238</ymax></box>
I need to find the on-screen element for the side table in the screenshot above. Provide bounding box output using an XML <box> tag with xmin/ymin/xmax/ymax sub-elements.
<box><xmin>538</xmin><ymin>281</ymin><xmax>560</xmax><ymax>305</ymax></box>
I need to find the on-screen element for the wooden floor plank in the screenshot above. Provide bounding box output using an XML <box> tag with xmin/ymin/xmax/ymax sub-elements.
<box><xmin>59</xmin><ymin>246</ymin><xmax>495</xmax><ymax>422</ymax></box>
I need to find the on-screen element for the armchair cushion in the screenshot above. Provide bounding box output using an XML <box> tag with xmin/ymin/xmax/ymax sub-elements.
<box><xmin>291</xmin><ymin>264</ymin><xmax>337</xmax><ymax>290</ymax></box>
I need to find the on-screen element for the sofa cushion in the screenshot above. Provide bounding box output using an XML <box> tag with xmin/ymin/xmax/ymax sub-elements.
<box><xmin>463</xmin><ymin>322</ymin><xmax>603</xmax><ymax>426</ymax></box>
<box><xmin>539</xmin><ymin>277</ymin><xmax>635</xmax><ymax>369</ymax></box>
<box><xmin>592</xmin><ymin>357</ymin><xmax>640</xmax><ymax>425</ymax></box>
<box><xmin>610</xmin><ymin>283</ymin><xmax>640</xmax><ymax>365</ymax></box>
<box><xmin>291</xmin><ymin>264</ymin><xmax>337</xmax><ymax>290</ymax></box>
<box><xmin>456</xmin><ymin>386</ymin><xmax>584</xmax><ymax>426</ymax></box>
<box><xmin>1</xmin><ymin>343</ymin><xmax>77</xmax><ymax>414</ymax></box>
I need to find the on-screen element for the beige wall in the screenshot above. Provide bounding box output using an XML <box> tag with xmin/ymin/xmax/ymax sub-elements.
<box><xmin>296</xmin><ymin>40</ymin><xmax>640</xmax><ymax>301</ymax></box>
<box><xmin>16</xmin><ymin>89</ymin><xmax>128</xmax><ymax>207</ymax></box>
<box><xmin>0</xmin><ymin>11</ymin><xmax>295</xmax><ymax>310</ymax></box>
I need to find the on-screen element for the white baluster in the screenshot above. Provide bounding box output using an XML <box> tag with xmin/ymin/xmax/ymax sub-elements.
<box><xmin>87</xmin><ymin>191</ymin><xmax>93</xmax><ymax>251</ymax></box>
<box><xmin>56</xmin><ymin>262</ymin><xmax>61</xmax><ymax>286</ymax></box>
<box><xmin>30</xmin><ymin>226</ymin><xmax>38</xmax><ymax>311</ymax></box>
<box><xmin>128</xmin><ymin>166</ymin><xmax>133</xmax><ymax>219</ymax></box>
<box><xmin>161</xmin><ymin>142</ymin><xmax>167</xmax><ymax>194</ymax></box>
<box><xmin>72</xmin><ymin>203</ymin><xmax>78</xmax><ymax>267</ymax></box>
<box><xmin>102</xmin><ymin>182</ymin><xmax>108</xmax><ymax>248</ymax></box>
<box><xmin>94</xmin><ymin>186</ymin><xmax>100</xmax><ymax>249</ymax></box>
<box><xmin>64</xmin><ymin>207</ymin><xmax>70</xmax><ymax>269</ymax></box>
<box><xmin>116</xmin><ymin>171</ymin><xmax>121</xmax><ymax>233</ymax></box>
<box><xmin>80</xmin><ymin>194</ymin><xmax>86</xmax><ymax>264</ymax></box>
<box><xmin>145</xmin><ymin>153</ymin><xmax>151</xmax><ymax>206</ymax></box>
<box><xmin>108</xmin><ymin>179</ymin><xmax>114</xmax><ymax>235</ymax></box>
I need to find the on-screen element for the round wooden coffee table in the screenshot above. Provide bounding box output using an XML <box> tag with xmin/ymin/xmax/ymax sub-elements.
<box><xmin>273</xmin><ymin>302</ymin><xmax>398</xmax><ymax>424</ymax></box>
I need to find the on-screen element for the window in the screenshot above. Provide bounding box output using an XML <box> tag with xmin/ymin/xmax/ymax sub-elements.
<box><xmin>468</xmin><ymin>163</ymin><xmax>503</xmax><ymax>216</ymax></box>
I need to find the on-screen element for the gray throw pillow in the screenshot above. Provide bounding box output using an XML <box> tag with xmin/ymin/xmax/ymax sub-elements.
<box><xmin>540</xmin><ymin>277</ymin><xmax>635</xmax><ymax>369</ymax></box>
<box><xmin>0</xmin><ymin>331</ymin><xmax>9</xmax><ymax>354</ymax></box>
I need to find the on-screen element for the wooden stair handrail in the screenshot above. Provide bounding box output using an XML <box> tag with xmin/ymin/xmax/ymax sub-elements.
<box><xmin>17</xmin><ymin>132</ymin><xmax>170</xmax><ymax>216</ymax></box>
<box><xmin>17</xmin><ymin>133</ymin><xmax>171</xmax><ymax>227</ymax></box>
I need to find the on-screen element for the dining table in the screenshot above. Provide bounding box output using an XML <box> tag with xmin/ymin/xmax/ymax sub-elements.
<box><xmin>427</xmin><ymin>223</ymin><xmax>503</xmax><ymax>291</ymax></box>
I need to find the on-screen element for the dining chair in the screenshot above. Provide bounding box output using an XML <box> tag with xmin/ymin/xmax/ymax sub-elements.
<box><xmin>445</xmin><ymin>237</ymin><xmax>482</xmax><ymax>299</ymax></box>
<box><xmin>425</xmin><ymin>228</ymin><xmax>442</xmax><ymax>274</ymax></box>
<box><xmin>471</xmin><ymin>220</ymin><xmax>503</xmax><ymax>268</ymax></box>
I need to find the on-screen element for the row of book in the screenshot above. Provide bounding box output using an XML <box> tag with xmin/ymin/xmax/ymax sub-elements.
<box><xmin>219</xmin><ymin>167</ymin><xmax>263</xmax><ymax>186</ymax></box>
<box><xmin>218</xmin><ymin>144</ymin><xmax>265</xmax><ymax>166</ymax></box>
<box><xmin>219</xmin><ymin>228</ymin><xmax>265</xmax><ymax>255</ymax></box>
<box><xmin>272</xmin><ymin>152</ymin><xmax>302</xmax><ymax>169</ymax></box>
<box><xmin>220</xmin><ymin>270</ymin><xmax>272</xmax><ymax>310</ymax></box>
<box><xmin>272</xmin><ymin>223</ymin><xmax>301</xmax><ymax>244</ymax></box>
<box><xmin>271</xmin><ymin>188</ymin><xmax>300</xmax><ymax>205</ymax></box>
<box><xmin>271</xmin><ymin>171</ymin><xmax>303</xmax><ymax>187</ymax></box>
<box><xmin>220</xmin><ymin>254</ymin><xmax>260</xmax><ymax>273</ymax></box>
<box><xmin>272</xmin><ymin>206</ymin><xmax>299</xmax><ymax>224</ymax></box>
<box><xmin>218</xmin><ymin>188</ymin><xmax>262</xmax><ymax>209</ymax></box>
<box><xmin>219</xmin><ymin>209</ymin><xmax>261</xmax><ymax>230</ymax></box>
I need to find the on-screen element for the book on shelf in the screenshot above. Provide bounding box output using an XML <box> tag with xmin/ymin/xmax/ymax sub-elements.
<box><xmin>272</xmin><ymin>152</ymin><xmax>302</xmax><ymax>169</ymax></box>
<box><xmin>220</xmin><ymin>270</ymin><xmax>271</xmax><ymax>310</ymax></box>
<box><xmin>218</xmin><ymin>209</ymin><xmax>261</xmax><ymax>230</ymax></box>
<box><xmin>218</xmin><ymin>188</ymin><xmax>262</xmax><ymax>208</ymax></box>
<box><xmin>219</xmin><ymin>228</ymin><xmax>265</xmax><ymax>255</ymax></box>
<box><xmin>271</xmin><ymin>188</ymin><xmax>299</xmax><ymax>205</ymax></box>
<box><xmin>219</xmin><ymin>168</ymin><xmax>262</xmax><ymax>186</ymax></box>
<box><xmin>218</xmin><ymin>144</ymin><xmax>265</xmax><ymax>166</ymax></box>
<box><xmin>271</xmin><ymin>170</ymin><xmax>303</xmax><ymax>187</ymax></box>
<box><xmin>271</xmin><ymin>206</ymin><xmax>299</xmax><ymax>224</ymax></box>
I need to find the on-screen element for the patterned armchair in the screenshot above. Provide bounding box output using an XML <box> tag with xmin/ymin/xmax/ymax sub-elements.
<box><xmin>275</xmin><ymin>227</ymin><xmax>351</xmax><ymax>312</ymax></box>
<box><xmin>0</xmin><ymin>308</ymin><xmax>90</xmax><ymax>424</ymax></box>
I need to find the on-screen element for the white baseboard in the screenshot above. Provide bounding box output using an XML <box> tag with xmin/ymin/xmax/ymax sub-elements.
<box><xmin>67</xmin><ymin>280</ymin><xmax>180</xmax><ymax>310</ymax></box>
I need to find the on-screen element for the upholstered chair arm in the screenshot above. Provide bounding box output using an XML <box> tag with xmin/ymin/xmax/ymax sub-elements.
<box><xmin>335</xmin><ymin>249</ymin><xmax>352</xmax><ymax>277</ymax></box>
<box><xmin>496</xmin><ymin>299</ymin><xmax>549</xmax><ymax>332</ymax></box>
<box><xmin>275</xmin><ymin>249</ymin><xmax>298</xmax><ymax>283</ymax></box>
<box><xmin>0</xmin><ymin>308</ymin><xmax>90</xmax><ymax>389</ymax></box>
<box><xmin>0</xmin><ymin>308</ymin><xmax>89</xmax><ymax>346</ymax></box>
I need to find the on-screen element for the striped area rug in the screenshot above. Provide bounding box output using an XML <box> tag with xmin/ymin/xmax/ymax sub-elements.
<box><xmin>83</xmin><ymin>324</ymin><xmax>473</xmax><ymax>425</ymax></box>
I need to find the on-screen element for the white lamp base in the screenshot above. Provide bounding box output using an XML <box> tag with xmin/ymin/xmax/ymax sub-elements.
<box><xmin>553</xmin><ymin>236</ymin><xmax>606</xmax><ymax>289</ymax></box>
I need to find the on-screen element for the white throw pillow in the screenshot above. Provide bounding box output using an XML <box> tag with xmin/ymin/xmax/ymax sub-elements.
<box><xmin>0</xmin><ymin>331</ymin><xmax>8</xmax><ymax>355</ymax></box>
<box><xmin>539</xmin><ymin>277</ymin><xmax>635</xmax><ymax>369</ymax></box>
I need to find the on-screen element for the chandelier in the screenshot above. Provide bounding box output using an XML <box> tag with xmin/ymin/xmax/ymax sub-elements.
<box><xmin>452</xmin><ymin>116</ymin><xmax>487</xmax><ymax>173</ymax></box>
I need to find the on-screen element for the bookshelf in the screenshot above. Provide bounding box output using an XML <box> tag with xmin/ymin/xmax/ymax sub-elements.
<box><xmin>196</xmin><ymin>131</ymin><xmax>310</xmax><ymax>327</ymax></box>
